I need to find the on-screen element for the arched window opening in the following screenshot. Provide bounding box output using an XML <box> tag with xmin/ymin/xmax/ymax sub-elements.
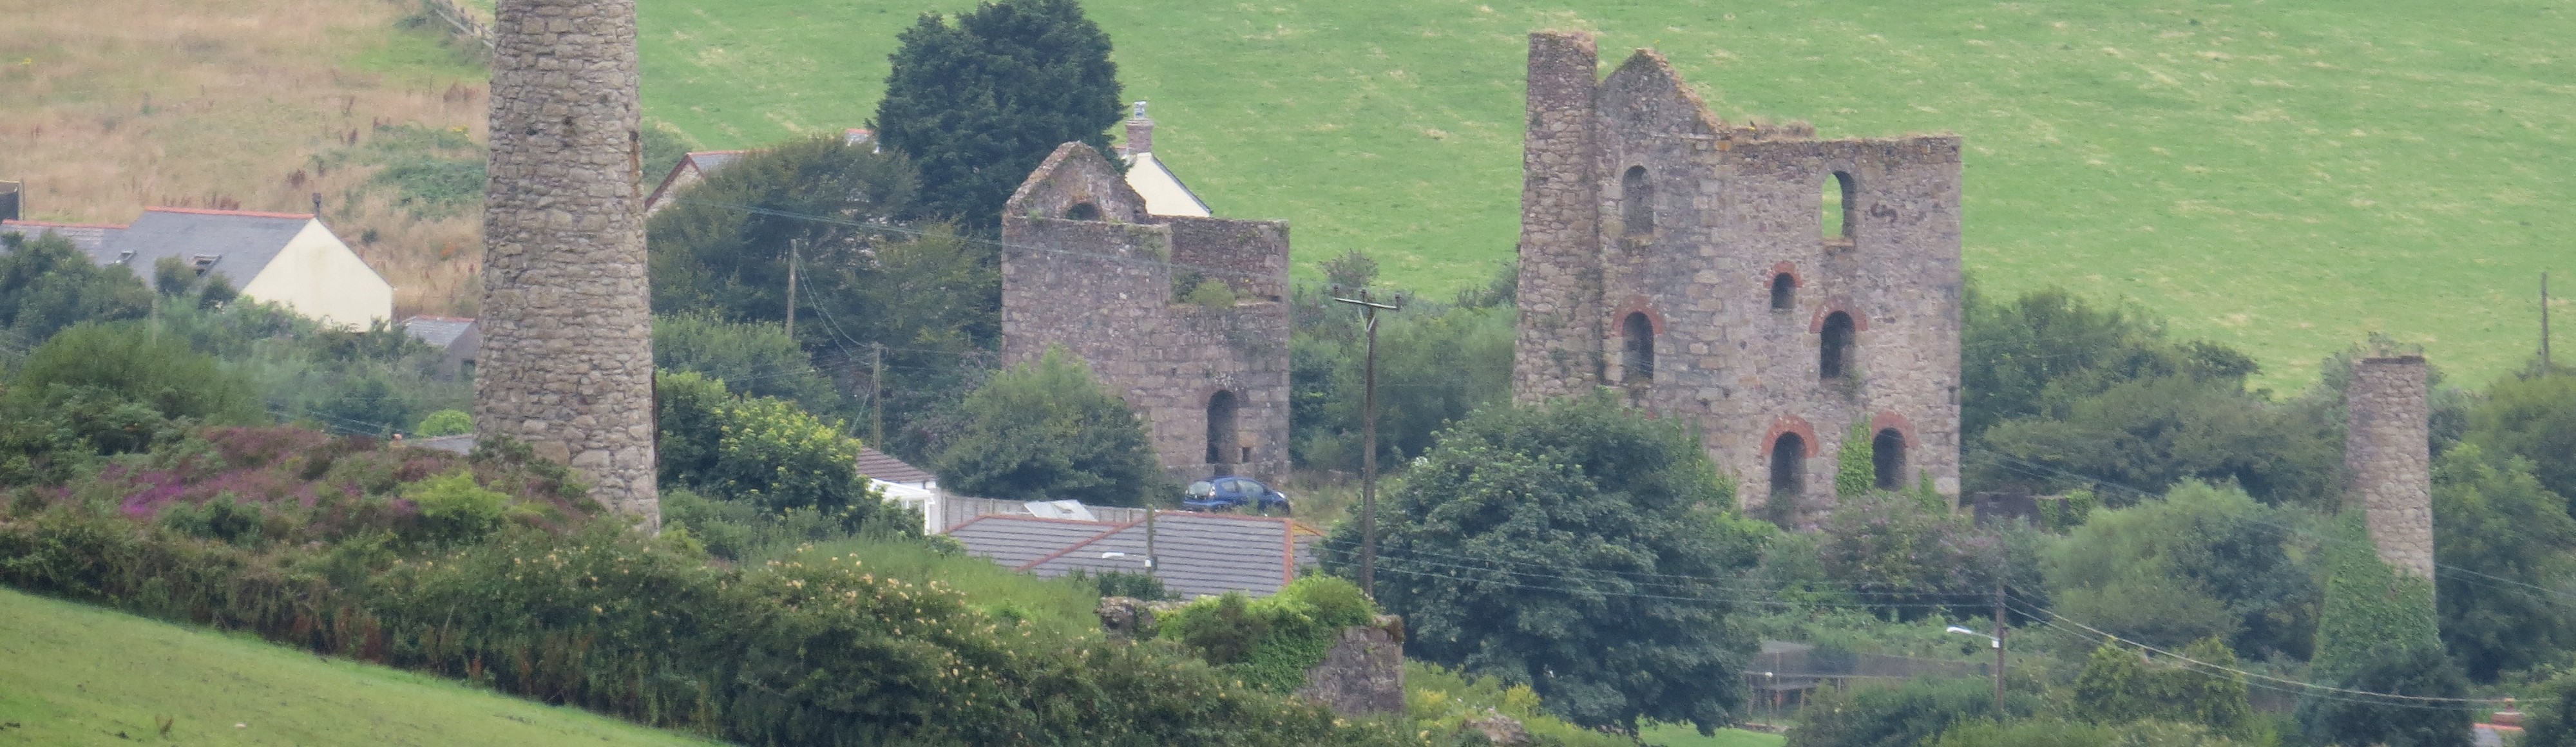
<box><xmin>1621</xmin><ymin>312</ymin><xmax>1655</xmax><ymax>383</ymax></box>
<box><xmin>1770</xmin><ymin>433</ymin><xmax>1806</xmax><ymax>499</ymax></box>
<box><xmin>1621</xmin><ymin>165</ymin><xmax>1654</xmax><ymax>235</ymax></box>
<box><xmin>1065</xmin><ymin>202</ymin><xmax>1101</xmax><ymax>221</ymax></box>
<box><xmin>1822</xmin><ymin>171</ymin><xmax>1855</xmax><ymax>240</ymax></box>
<box><xmin>1205</xmin><ymin>390</ymin><xmax>1239</xmax><ymax>472</ymax></box>
<box><xmin>1819</xmin><ymin>311</ymin><xmax>1855</xmax><ymax>379</ymax></box>
<box><xmin>1770</xmin><ymin>273</ymin><xmax>1797</xmax><ymax>311</ymax></box>
<box><xmin>1872</xmin><ymin>428</ymin><xmax>1906</xmax><ymax>491</ymax></box>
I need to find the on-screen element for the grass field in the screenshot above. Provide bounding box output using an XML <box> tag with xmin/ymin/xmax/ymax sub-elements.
<box><xmin>637</xmin><ymin>0</ymin><xmax>2574</xmax><ymax>388</ymax></box>
<box><xmin>1643</xmin><ymin>723</ymin><xmax>1788</xmax><ymax>747</ymax></box>
<box><xmin>0</xmin><ymin>587</ymin><xmax>720</xmax><ymax>746</ymax></box>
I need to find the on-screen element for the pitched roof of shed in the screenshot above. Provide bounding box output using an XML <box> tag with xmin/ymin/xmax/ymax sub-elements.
<box><xmin>854</xmin><ymin>446</ymin><xmax>935</xmax><ymax>485</ymax></box>
<box><xmin>100</xmin><ymin>208</ymin><xmax>317</xmax><ymax>285</ymax></box>
<box><xmin>948</xmin><ymin>511</ymin><xmax>1318</xmax><ymax>598</ymax></box>
<box><xmin>401</xmin><ymin>316</ymin><xmax>477</xmax><ymax>348</ymax></box>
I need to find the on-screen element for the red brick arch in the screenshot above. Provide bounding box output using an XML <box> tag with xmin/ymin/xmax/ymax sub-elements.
<box><xmin>1608</xmin><ymin>295</ymin><xmax>1665</xmax><ymax>335</ymax></box>
<box><xmin>1768</xmin><ymin>261</ymin><xmax>1802</xmax><ymax>288</ymax></box>
<box><xmin>1869</xmin><ymin>411</ymin><xmax>1915</xmax><ymax>446</ymax></box>
<box><xmin>1808</xmin><ymin>299</ymin><xmax>1871</xmax><ymax>334</ymax></box>
<box><xmin>1759</xmin><ymin>415</ymin><xmax>1819</xmax><ymax>457</ymax></box>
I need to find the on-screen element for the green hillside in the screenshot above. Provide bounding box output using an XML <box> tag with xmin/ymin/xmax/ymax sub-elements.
<box><xmin>0</xmin><ymin>588</ymin><xmax>721</xmax><ymax>746</ymax></box>
<box><xmin>636</xmin><ymin>0</ymin><xmax>2572</xmax><ymax>388</ymax></box>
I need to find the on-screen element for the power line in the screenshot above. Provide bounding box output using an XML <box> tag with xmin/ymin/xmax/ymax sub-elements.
<box><xmin>2007</xmin><ymin>598</ymin><xmax>2493</xmax><ymax>710</ymax></box>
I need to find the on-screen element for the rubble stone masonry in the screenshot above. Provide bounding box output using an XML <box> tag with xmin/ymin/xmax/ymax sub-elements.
<box><xmin>2345</xmin><ymin>356</ymin><xmax>2435</xmax><ymax>582</ymax></box>
<box><xmin>1511</xmin><ymin>32</ymin><xmax>1964</xmax><ymax>524</ymax></box>
<box><xmin>1000</xmin><ymin>144</ymin><xmax>1292</xmax><ymax>485</ymax></box>
<box><xmin>475</xmin><ymin>0</ymin><xmax>660</xmax><ymax>527</ymax></box>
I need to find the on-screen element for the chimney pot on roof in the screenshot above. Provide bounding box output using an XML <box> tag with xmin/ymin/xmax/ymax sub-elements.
<box><xmin>1125</xmin><ymin>101</ymin><xmax>1154</xmax><ymax>156</ymax></box>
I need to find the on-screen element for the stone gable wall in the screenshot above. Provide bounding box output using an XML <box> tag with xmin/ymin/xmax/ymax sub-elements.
<box><xmin>1513</xmin><ymin>31</ymin><xmax>1963</xmax><ymax>523</ymax></box>
<box><xmin>2345</xmin><ymin>356</ymin><xmax>2434</xmax><ymax>582</ymax></box>
<box><xmin>1001</xmin><ymin>146</ymin><xmax>1291</xmax><ymax>486</ymax></box>
<box><xmin>476</xmin><ymin>0</ymin><xmax>660</xmax><ymax>527</ymax></box>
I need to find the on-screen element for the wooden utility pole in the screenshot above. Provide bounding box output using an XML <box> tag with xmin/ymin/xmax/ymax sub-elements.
<box><xmin>783</xmin><ymin>240</ymin><xmax>800</xmax><ymax>339</ymax></box>
<box><xmin>870</xmin><ymin>342</ymin><xmax>886</xmax><ymax>448</ymax></box>
<box><xmin>1331</xmin><ymin>287</ymin><xmax>1402</xmax><ymax>596</ymax></box>
<box><xmin>1992</xmin><ymin>583</ymin><xmax>2008</xmax><ymax>715</ymax></box>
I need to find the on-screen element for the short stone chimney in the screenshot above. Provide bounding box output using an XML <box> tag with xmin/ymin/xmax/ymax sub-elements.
<box><xmin>2345</xmin><ymin>355</ymin><xmax>2434</xmax><ymax>582</ymax></box>
<box><xmin>1123</xmin><ymin>100</ymin><xmax>1153</xmax><ymax>156</ymax></box>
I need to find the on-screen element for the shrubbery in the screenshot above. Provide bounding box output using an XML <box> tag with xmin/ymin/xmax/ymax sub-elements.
<box><xmin>933</xmin><ymin>348</ymin><xmax>1167</xmax><ymax>506</ymax></box>
<box><xmin>1159</xmin><ymin>576</ymin><xmax>1378</xmax><ymax>692</ymax></box>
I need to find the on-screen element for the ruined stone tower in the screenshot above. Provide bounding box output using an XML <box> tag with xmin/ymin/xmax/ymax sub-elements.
<box><xmin>1000</xmin><ymin>143</ymin><xmax>1292</xmax><ymax>486</ymax></box>
<box><xmin>2345</xmin><ymin>356</ymin><xmax>2434</xmax><ymax>582</ymax></box>
<box><xmin>475</xmin><ymin>0</ymin><xmax>659</xmax><ymax>526</ymax></box>
<box><xmin>1511</xmin><ymin>32</ymin><xmax>1964</xmax><ymax>522</ymax></box>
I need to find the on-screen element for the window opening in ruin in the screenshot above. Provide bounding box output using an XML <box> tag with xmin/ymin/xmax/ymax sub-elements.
<box><xmin>1621</xmin><ymin>165</ymin><xmax>1654</xmax><ymax>235</ymax></box>
<box><xmin>1065</xmin><ymin>202</ymin><xmax>1101</xmax><ymax>221</ymax></box>
<box><xmin>1770</xmin><ymin>273</ymin><xmax>1797</xmax><ymax>311</ymax></box>
<box><xmin>1771</xmin><ymin>433</ymin><xmax>1806</xmax><ymax>499</ymax></box>
<box><xmin>1873</xmin><ymin>428</ymin><xmax>1906</xmax><ymax>491</ymax></box>
<box><xmin>1819</xmin><ymin>311</ymin><xmax>1855</xmax><ymax>379</ymax></box>
<box><xmin>1621</xmin><ymin>312</ymin><xmax>1655</xmax><ymax>383</ymax></box>
<box><xmin>1822</xmin><ymin>171</ymin><xmax>1854</xmax><ymax>240</ymax></box>
<box><xmin>1205</xmin><ymin>390</ymin><xmax>1240</xmax><ymax>470</ymax></box>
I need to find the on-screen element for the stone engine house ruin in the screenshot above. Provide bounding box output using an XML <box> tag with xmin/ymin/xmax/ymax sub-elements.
<box><xmin>1510</xmin><ymin>32</ymin><xmax>1964</xmax><ymax>521</ymax></box>
<box><xmin>1000</xmin><ymin>143</ymin><xmax>1292</xmax><ymax>485</ymax></box>
<box><xmin>2345</xmin><ymin>355</ymin><xmax>2434</xmax><ymax>583</ymax></box>
<box><xmin>475</xmin><ymin>0</ymin><xmax>661</xmax><ymax>527</ymax></box>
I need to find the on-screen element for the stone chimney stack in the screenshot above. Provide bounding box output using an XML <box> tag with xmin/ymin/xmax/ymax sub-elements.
<box><xmin>2345</xmin><ymin>355</ymin><xmax>2433</xmax><ymax>582</ymax></box>
<box><xmin>1511</xmin><ymin>31</ymin><xmax>1604</xmax><ymax>403</ymax></box>
<box><xmin>1124</xmin><ymin>100</ymin><xmax>1154</xmax><ymax>156</ymax></box>
<box><xmin>477</xmin><ymin>0</ymin><xmax>661</xmax><ymax>529</ymax></box>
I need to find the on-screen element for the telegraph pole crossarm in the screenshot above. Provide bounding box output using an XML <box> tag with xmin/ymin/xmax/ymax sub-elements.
<box><xmin>1330</xmin><ymin>288</ymin><xmax>1403</xmax><ymax>597</ymax></box>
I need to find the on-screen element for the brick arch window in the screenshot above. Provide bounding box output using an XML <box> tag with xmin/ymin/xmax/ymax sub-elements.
<box><xmin>1770</xmin><ymin>272</ymin><xmax>1797</xmax><ymax>310</ymax></box>
<box><xmin>1621</xmin><ymin>311</ymin><xmax>1655</xmax><ymax>383</ymax></box>
<box><xmin>1770</xmin><ymin>431</ymin><xmax>1807</xmax><ymax>499</ymax></box>
<box><xmin>1205</xmin><ymin>390</ymin><xmax>1239</xmax><ymax>473</ymax></box>
<box><xmin>1065</xmin><ymin>202</ymin><xmax>1101</xmax><ymax>221</ymax></box>
<box><xmin>1818</xmin><ymin>310</ymin><xmax>1856</xmax><ymax>379</ymax></box>
<box><xmin>1822</xmin><ymin>171</ymin><xmax>1855</xmax><ymax>240</ymax></box>
<box><xmin>1872</xmin><ymin>427</ymin><xmax>1906</xmax><ymax>490</ymax></box>
<box><xmin>1621</xmin><ymin>165</ymin><xmax>1654</xmax><ymax>235</ymax></box>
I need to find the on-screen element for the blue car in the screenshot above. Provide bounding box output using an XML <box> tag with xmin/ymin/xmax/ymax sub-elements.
<box><xmin>1183</xmin><ymin>477</ymin><xmax>1290</xmax><ymax>514</ymax></box>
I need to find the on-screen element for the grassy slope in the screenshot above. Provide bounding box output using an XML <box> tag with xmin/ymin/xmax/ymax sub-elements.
<box><xmin>0</xmin><ymin>587</ymin><xmax>721</xmax><ymax>747</ymax></box>
<box><xmin>638</xmin><ymin>0</ymin><xmax>2574</xmax><ymax>388</ymax></box>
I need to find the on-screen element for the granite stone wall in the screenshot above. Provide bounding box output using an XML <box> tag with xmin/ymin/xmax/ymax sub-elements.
<box><xmin>2345</xmin><ymin>356</ymin><xmax>2434</xmax><ymax>582</ymax></box>
<box><xmin>1512</xmin><ymin>32</ymin><xmax>1964</xmax><ymax>524</ymax></box>
<box><xmin>475</xmin><ymin>0</ymin><xmax>660</xmax><ymax>527</ymax></box>
<box><xmin>1000</xmin><ymin>144</ymin><xmax>1292</xmax><ymax>486</ymax></box>
<box><xmin>1293</xmin><ymin>617</ymin><xmax>1406</xmax><ymax>718</ymax></box>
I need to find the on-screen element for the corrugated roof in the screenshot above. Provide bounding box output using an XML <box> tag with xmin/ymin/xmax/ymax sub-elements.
<box><xmin>949</xmin><ymin>511</ymin><xmax>1308</xmax><ymax>598</ymax></box>
<box><xmin>401</xmin><ymin>316</ymin><xmax>477</xmax><ymax>348</ymax></box>
<box><xmin>100</xmin><ymin>208</ymin><xmax>316</xmax><ymax>287</ymax></box>
<box><xmin>3</xmin><ymin>220</ymin><xmax>127</xmax><ymax>255</ymax></box>
<box><xmin>855</xmin><ymin>446</ymin><xmax>935</xmax><ymax>485</ymax></box>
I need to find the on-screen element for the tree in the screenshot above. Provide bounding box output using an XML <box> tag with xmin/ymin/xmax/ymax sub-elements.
<box><xmin>2524</xmin><ymin>667</ymin><xmax>2576</xmax><ymax>747</ymax></box>
<box><xmin>0</xmin><ymin>231</ymin><xmax>151</xmax><ymax>348</ymax></box>
<box><xmin>1786</xmin><ymin>677</ymin><xmax>2041</xmax><ymax>747</ymax></box>
<box><xmin>1813</xmin><ymin>489</ymin><xmax>2018</xmax><ymax>621</ymax></box>
<box><xmin>2468</xmin><ymin>370</ymin><xmax>2576</xmax><ymax>511</ymax></box>
<box><xmin>8</xmin><ymin>322</ymin><xmax>255</xmax><ymax>452</ymax></box>
<box><xmin>2430</xmin><ymin>444</ymin><xmax>2576</xmax><ymax>681</ymax></box>
<box><xmin>932</xmin><ymin>348</ymin><xmax>1164</xmax><ymax>505</ymax></box>
<box><xmin>1321</xmin><ymin>393</ymin><xmax>1766</xmax><ymax>732</ymax></box>
<box><xmin>2068</xmin><ymin>639</ymin><xmax>2258</xmax><ymax>740</ymax></box>
<box><xmin>654</xmin><ymin>311</ymin><xmax>850</xmax><ymax>421</ymax></box>
<box><xmin>2045</xmin><ymin>482</ymin><xmax>2317</xmax><ymax>660</ymax></box>
<box><xmin>873</xmin><ymin>0</ymin><xmax>1123</xmax><ymax>229</ymax></box>
<box><xmin>654</xmin><ymin>370</ymin><xmax>886</xmax><ymax>522</ymax></box>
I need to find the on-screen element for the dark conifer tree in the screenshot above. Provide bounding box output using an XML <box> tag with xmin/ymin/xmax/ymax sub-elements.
<box><xmin>873</xmin><ymin>0</ymin><xmax>1123</xmax><ymax>231</ymax></box>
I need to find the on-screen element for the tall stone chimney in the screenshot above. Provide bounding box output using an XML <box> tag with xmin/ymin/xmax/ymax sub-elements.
<box><xmin>1124</xmin><ymin>100</ymin><xmax>1154</xmax><ymax>156</ymax></box>
<box><xmin>1511</xmin><ymin>31</ymin><xmax>1604</xmax><ymax>403</ymax></box>
<box><xmin>477</xmin><ymin>0</ymin><xmax>660</xmax><ymax>528</ymax></box>
<box><xmin>2345</xmin><ymin>355</ymin><xmax>2432</xmax><ymax>582</ymax></box>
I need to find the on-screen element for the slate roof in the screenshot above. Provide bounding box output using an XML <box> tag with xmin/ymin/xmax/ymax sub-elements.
<box><xmin>98</xmin><ymin>208</ymin><xmax>317</xmax><ymax>287</ymax></box>
<box><xmin>855</xmin><ymin>446</ymin><xmax>935</xmax><ymax>486</ymax></box>
<box><xmin>2</xmin><ymin>220</ymin><xmax>126</xmax><ymax>255</ymax></box>
<box><xmin>948</xmin><ymin>511</ymin><xmax>1321</xmax><ymax>598</ymax></box>
<box><xmin>402</xmin><ymin>316</ymin><xmax>477</xmax><ymax>348</ymax></box>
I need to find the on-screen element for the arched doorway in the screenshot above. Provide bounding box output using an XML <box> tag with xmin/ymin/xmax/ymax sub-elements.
<box><xmin>1770</xmin><ymin>432</ymin><xmax>1806</xmax><ymax>501</ymax></box>
<box><xmin>1819</xmin><ymin>311</ymin><xmax>1855</xmax><ymax>379</ymax></box>
<box><xmin>1206</xmin><ymin>390</ymin><xmax>1239</xmax><ymax>475</ymax></box>
<box><xmin>1872</xmin><ymin>428</ymin><xmax>1906</xmax><ymax>491</ymax></box>
<box><xmin>1621</xmin><ymin>311</ymin><xmax>1655</xmax><ymax>383</ymax></box>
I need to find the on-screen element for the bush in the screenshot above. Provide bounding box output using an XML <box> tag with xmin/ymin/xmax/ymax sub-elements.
<box><xmin>1927</xmin><ymin>719</ymin><xmax>2251</xmax><ymax>747</ymax></box>
<box><xmin>401</xmin><ymin>470</ymin><xmax>517</xmax><ymax>544</ymax></box>
<box><xmin>1784</xmin><ymin>677</ymin><xmax>2041</xmax><ymax>747</ymax></box>
<box><xmin>1406</xmin><ymin>661</ymin><xmax>1633</xmax><ymax>747</ymax></box>
<box><xmin>6</xmin><ymin>322</ymin><xmax>256</xmax><ymax>460</ymax></box>
<box><xmin>2045</xmin><ymin>482</ymin><xmax>2316</xmax><ymax>660</ymax></box>
<box><xmin>2068</xmin><ymin>639</ymin><xmax>2261</xmax><ymax>741</ymax></box>
<box><xmin>414</xmin><ymin>410</ymin><xmax>472</xmax><ymax>437</ymax></box>
<box><xmin>1159</xmin><ymin>575</ymin><xmax>1379</xmax><ymax>692</ymax></box>
<box><xmin>655</xmin><ymin>370</ymin><xmax>889</xmax><ymax>527</ymax></box>
<box><xmin>933</xmin><ymin>348</ymin><xmax>1166</xmax><ymax>506</ymax></box>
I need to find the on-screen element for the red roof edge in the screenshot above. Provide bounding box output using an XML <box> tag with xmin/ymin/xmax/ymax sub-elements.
<box><xmin>146</xmin><ymin>206</ymin><xmax>314</xmax><ymax>220</ymax></box>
